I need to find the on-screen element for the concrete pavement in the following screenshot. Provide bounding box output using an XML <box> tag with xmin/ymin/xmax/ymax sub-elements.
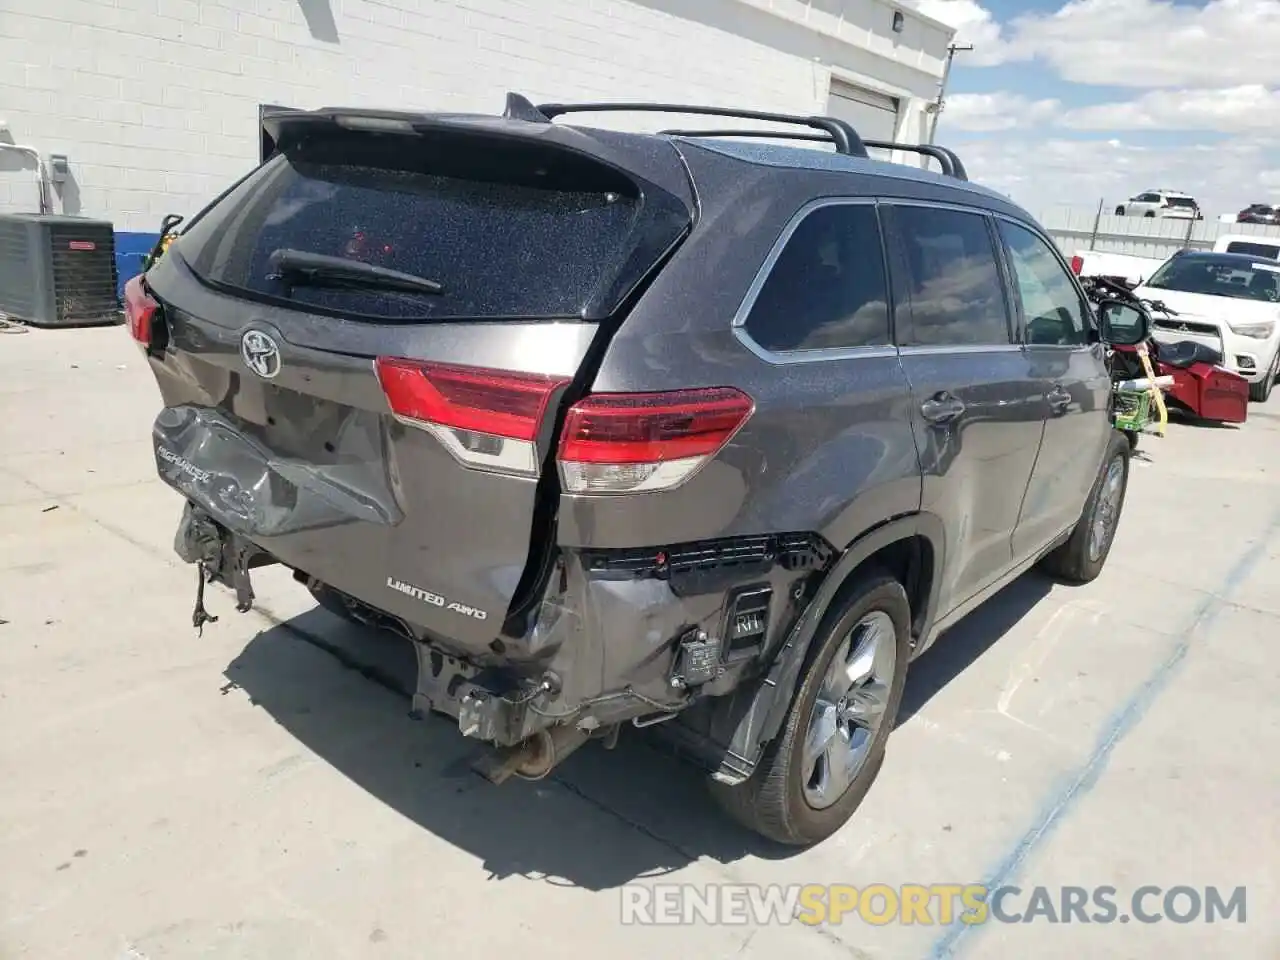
<box><xmin>1</xmin><ymin>326</ymin><xmax>1277</xmax><ymax>959</ymax></box>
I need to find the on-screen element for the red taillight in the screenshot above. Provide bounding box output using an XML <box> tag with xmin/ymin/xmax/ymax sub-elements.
<box><xmin>123</xmin><ymin>274</ymin><xmax>158</xmax><ymax>345</ymax></box>
<box><xmin>1069</xmin><ymin>255</ymin><xmax>1084</xmax><ymax>275</ymax></box>
<box><xmin>374</xmin><ymin>357</ymin><xmax>570</xmax><ymax>475</ymax></box>
<box><xmin>558</xmin><ymin>387</ymin><xmax>754</xmax><ymax>494</ymax></box>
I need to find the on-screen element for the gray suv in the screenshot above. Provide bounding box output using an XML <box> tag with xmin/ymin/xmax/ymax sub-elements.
<box><xmin>129</xmin><ymin>95</ymin><xmax>1143</xmax><ymax>846</ymax></box>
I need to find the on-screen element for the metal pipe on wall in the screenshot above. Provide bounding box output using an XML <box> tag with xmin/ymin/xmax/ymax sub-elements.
<box><xmin>0</xmin><ymin>143</ymin><xmax>52</xmax><ymax>215</ymax></box>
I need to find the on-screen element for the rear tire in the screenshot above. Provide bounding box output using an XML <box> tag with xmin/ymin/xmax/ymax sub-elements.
<box><xmin>1039</xmin><ymin>431</ymin><xmax>1130</xmax><ymax>584</ymax></box>
<box><xmin>1143</xmin><ymin>211</ymin><xmax>1156</xmax><ymax>218</ymax></box>
<box><xmin>1114</xmin><ymin>206</ymin><xmax>1126</xmax><ymax>216</ymax></box>
<box><xmin>708</xmin><ymin>571</ymin><xmax>910</xmax><ymax>846</ymax></box>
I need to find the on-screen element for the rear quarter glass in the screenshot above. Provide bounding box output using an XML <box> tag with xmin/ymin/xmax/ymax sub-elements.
<box><xmin>174</xmin><ymin>132</ymin><xmax>646</xmax><ymax>322</ymax></box>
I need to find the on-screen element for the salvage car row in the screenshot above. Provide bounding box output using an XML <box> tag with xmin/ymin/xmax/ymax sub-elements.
<box><xmin>1070</xmin><ymin>237</ymin><xmax>1280</xmax><ymax>411</ymax></box>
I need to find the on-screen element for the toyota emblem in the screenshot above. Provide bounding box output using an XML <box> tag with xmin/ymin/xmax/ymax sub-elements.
<box><xmin>240</xmin><ymin>329</ymin><xmax>281</xmax><ymax>379</ymax></box>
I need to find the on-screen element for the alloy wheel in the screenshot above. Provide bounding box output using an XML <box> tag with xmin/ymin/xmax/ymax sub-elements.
<box><xmin>801</xmin><ymin>610</ymin><xmax>896</xmax><ymax>810</ymax></box>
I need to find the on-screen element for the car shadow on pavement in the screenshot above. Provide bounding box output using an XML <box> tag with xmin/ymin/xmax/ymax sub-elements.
<box><xmin>225</xmin><ymin>610</ymin><xmax>774</xmax><ymax>890</ymax></box>
<box><xmin>224</xmin><ymin>574</ymin><xmax>1053</xmax><ymax>889</ymax></box>
<box><xmin>896</xmin><ymin>572</ymin><xmax>1054</xmax><ymax>725</ymax></box>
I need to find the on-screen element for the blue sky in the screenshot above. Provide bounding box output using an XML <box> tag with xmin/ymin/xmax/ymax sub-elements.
<box><xmin>903</xmin><ymin>0</ymin><xmax>1280</xmax><ymax>216</ymax></box>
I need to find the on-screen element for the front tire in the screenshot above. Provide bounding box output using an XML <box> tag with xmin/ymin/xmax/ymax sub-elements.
<box><xmin>709</xmin><ymin>571</ymin><xmax>910</xmax><ymax>846</ymax></box>
<box><xmin>1039</xmin><ymin>431</ymin><xmax>1130</xmax><ymax>584</ymax></box>
<box><xmin>1248</xmin><ymin>349</ymin><xmax>1278</xmax><ymax>402</ymax></box>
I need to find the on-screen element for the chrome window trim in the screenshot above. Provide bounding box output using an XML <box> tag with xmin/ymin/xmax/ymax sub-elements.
<box><xmin>897</xmin><ymin>343</ymin><xmax>1022</xmax><ymax>357</ymax></box>
<box><xmin>729</xmin><ymin>197</ymin><xmax>898</xmax><ymax>365</ymax></box>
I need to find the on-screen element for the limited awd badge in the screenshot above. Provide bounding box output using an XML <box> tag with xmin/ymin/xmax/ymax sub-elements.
<box><xmin>240</xmin><ymin>329</ymin><xmax>282</xmax><ymax>379</ymax></box>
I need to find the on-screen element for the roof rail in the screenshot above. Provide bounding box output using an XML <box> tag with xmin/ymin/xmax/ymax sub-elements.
<box><xmin>534</xmin><ymin>100</ymin><xmax>869</xmax><ymax>158</ymax></box>
<box><xmin>655</xmin><ymin>127</ymin><xmax>968</xmax><ymax>181</ymax></box>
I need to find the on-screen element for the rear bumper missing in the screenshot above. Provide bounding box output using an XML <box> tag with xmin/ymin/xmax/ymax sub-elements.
<box><xmin>317</xmin><ymin>535</ymin><xmax>832</xmax><ymax>751</ymax></box>
<box><xmin>173</xmin><ymin>500</ymin><xmax>832</xmax><ymax>757</ymax></box>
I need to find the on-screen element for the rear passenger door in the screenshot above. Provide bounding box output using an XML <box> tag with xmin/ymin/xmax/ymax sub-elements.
<box><xmin>995</xmin><ymin>217</ymin><xmax>1112</xmax><ymax>558</ymax></box>
<box><xmin>883</xmin><ymin>203</ymin><xmax>1047</xmax><ymax>617</ymax></box>
<box><xmin>723</xmin><ymin>199</ymin><xmax>923</xmax><ymax>550</ymax></box>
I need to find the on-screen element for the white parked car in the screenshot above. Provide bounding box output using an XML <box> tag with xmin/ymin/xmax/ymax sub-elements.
<box><xmin>1114</xmin><ymin>190</ymin><xmax>1201</xmax><ymax>220</ymax></box>
<box><xmin>1214</xmin><ymin>234</ymin><xmax>1280</xmax><ymax>260</ymax></box>
<box><xmin>1134</xmin><ymin>250</ymin><xmax>1280</xmax><ymax>401</ymax></box>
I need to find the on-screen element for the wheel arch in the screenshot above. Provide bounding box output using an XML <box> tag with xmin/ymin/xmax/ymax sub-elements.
<box><xmin>702</xmin><ymin>512</ymin><xmax>946</xmax><ymax>785</ymax></box>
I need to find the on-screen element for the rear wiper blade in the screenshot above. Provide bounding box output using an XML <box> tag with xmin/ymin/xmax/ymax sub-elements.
<box><xmin>267</xmin><ymin>249</ymin><xmax>444</xmax><ymax>295</ymax></box>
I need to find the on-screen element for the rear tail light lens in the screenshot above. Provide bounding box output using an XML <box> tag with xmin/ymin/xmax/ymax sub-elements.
<box><xmin>558</xmin><ymin>387</ymin><xmax>754</xmax><ymax>494</ymax></box>
<box><xmin>123</xmin><ymin>274</ymin><xmax>158</xmax><ymax>345</ymax></box>
<box><xmin>1069</xmin><ymin>255</ymin><xmax>1084</xmax><ymax>275</ymax></box>
<box><xmin>375</xmin><ymin>357</ymin><xmax>570</xmax><ymax>476</ymax></box>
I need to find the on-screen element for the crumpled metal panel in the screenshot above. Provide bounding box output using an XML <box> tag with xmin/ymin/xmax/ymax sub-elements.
<box><xmin>152</xmin><ymin>404</ymin><xmax>402</xmax><ymax>539</ymax></box>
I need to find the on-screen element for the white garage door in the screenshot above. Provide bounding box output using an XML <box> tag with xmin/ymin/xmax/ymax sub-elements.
<box><xmin>827</xmin><ymin>81</ymin><xmax>900</xmax><ymax>159</ymax></box>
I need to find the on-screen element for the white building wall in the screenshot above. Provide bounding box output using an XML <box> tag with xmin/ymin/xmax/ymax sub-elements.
<box><xmin>0</xmin><ymin>0</ymin><xmax>952</xmax><ymax>233</ymax></box>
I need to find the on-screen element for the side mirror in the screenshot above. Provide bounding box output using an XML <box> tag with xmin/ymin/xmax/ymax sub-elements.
<box><xmin>1098</xmin><ymin>299</ymin><xmax>1150</xmax><ymax>346</ymax></box>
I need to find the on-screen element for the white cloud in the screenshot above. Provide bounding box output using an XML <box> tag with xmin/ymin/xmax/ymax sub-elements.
<box><xmin>899</xmin><ymin>0</ymin><xmax>1008</xmax><ymax>64</ymax></box>
<box><xmin>906</xmin><ymin>0</ymin><xmax>1280</xmax><ymax>213</ymax></box>
<box><xmin>1004</xmin><ymin>0</ymin><xmax>1280</xmax><ymax>88</ymax></box>
<box><xmin>1061</xmin><ymin>86</ymin><xmax>1280</xmax><ymax>133</ymax></box>
<box><xmin>948</xmin><ymin>134</ymin><xmax>1280</xmax><ymax>215</ymax></box>
<box><xmin>915</xmin><ymin>0</ymin><xmax>1280</xmax><ymax>86</ymax></box>
<box><xmin>942</xmin><ymin>92</ymin><xmax>1061</xmax><ymax>132</ymax></box>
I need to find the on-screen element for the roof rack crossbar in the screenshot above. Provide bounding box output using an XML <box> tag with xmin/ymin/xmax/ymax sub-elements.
<box><xmin>535</xmin><ymin>101</ymin><xmax>869</xmax><ymax>158</ymax></box>
<box><xmin>654</xmin><ymin>127</ymin><xmax>967</xmax><ymax>181</ymax></box>
<box><xmin>862</xmin><ymin>140</ymin><xmax>968</xmax><ymax>181</ymax></box>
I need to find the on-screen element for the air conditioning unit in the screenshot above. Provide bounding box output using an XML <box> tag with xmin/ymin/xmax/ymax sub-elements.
<box><xmin>0</xmin><ymin>214</ymin><xmax>120</xmax><ymax>328</ymax></box>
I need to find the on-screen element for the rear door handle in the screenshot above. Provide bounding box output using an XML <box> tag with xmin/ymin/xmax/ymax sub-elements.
<box><xmin>1047</xmin><ymin>384</ymin><xmax>1071</xmax><ymax>414</ymax></box>
<box><xmin>920</xmin><ymin>392</ymin><xmax>966</xmax><ymax>424</ymax></box>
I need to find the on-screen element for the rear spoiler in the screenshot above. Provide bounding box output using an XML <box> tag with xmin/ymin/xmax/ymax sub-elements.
<box><xmin>257</xmin><ymin>102</ymin><xmax>696</xmax><ymax>212</ymax></box>
<box><xmin>259</xmin><ymin>103</ymin><xmax>308</xmax><ymax>163</ymax></box>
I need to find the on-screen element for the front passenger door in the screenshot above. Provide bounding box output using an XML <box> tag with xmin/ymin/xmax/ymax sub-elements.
<box><xmin>996</xmin><ymin>218</ymin><xmax>1112</xmax><ymax>559</ymax></box>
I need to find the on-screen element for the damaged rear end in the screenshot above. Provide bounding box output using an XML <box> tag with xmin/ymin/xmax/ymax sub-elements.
<box><xmin>132</xmin><ymin>104</ymin><xmax>832</xmax><ymax>780</ymax></box>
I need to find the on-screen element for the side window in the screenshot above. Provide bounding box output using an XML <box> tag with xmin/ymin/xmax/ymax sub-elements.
<box><xmin>742</xmin><ymin>203</ymin><xmax>891</xmax><ymax>353</ymax></box>
<box><xmin>1139</xmin><ymin>193</ymin><xmax>1160</xmax><ymax>203</ymax></box>
<box><xmin>888</xmin><ymin>206</ymin><xmax>1011</xmax><ymax>347</ymax></box>
<box><xmin>997</xmin><ymin>220</ymin><xmax>1090</xmax><ymax>346</ymax></box>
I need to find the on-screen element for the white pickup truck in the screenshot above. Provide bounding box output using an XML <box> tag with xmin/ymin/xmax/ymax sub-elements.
<box><xmin>1213</xmin><ymin>234</ymin><xmax>1280</xmax><ymax>260</ymax></box>
<box><xmin>1067</xmin><ymin>250</ymin><xmax>1167</xmax><ymax>285</ymax></box>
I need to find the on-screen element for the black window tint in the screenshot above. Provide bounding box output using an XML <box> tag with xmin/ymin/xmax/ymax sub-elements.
<box><xmin>176</xmin><ymin>134</ymin><xmax>645</xmax><ymax>322</ymax></box>
<box><xmin>997</xmin><ymin>220</ymin><xmax>1089</xmax><ymax>346</ymax></box>
<box><xmin>890</xmin><ymin>206</ymin><xmax>1010</xmax><ymax>347</ymax></box>
<box><xmin>743</xmin><ymin>204</ymin><xmax>890</xmax><ymax>352</ymax></box>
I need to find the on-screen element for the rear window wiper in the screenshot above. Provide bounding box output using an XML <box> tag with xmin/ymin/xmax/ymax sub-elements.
<box><xmin>267</xmin><ymin>248</ymin><xmax>444</xmax><ymax>296</ymax></box>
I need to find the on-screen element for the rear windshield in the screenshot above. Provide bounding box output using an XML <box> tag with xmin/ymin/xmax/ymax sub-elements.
<box><xmin>1166</xmin><ymin>197</ymin><xmax>1198</xmax><ymax>209</ymax></box>
<box><xmin>1225</xmin><ymin>240</ymin><xmax>1280</xmax><ymax>259</ymax></box>
<box><xmin>175</xmin><ymin>132</ymin><xmax>644</xmax><ymax>321</ymax></box>
<box><xmin>1145</xmin><ymin>254</ymin><xmax>1280</xmax><ymax>302</ymax></box>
